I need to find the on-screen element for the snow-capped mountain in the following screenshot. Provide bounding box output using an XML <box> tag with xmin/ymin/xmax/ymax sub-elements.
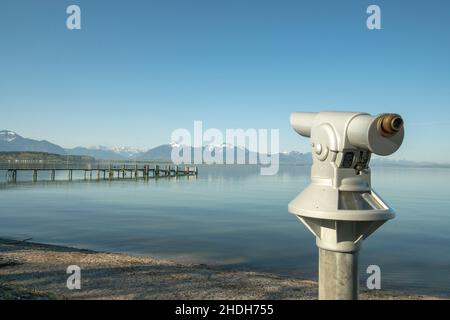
<box><xmin>0</xmin><ymin>130</ymin><xmax>67</xmax><ymax>154</ymax></box>
<box><xmin>65</xmin><ymin>145</ymin><xmax>145</xmax><ymax>159</ymax></box>
<box><xmin>0</xmin><ymin>130</ymin><xmax>20</xmax><ymax>142</ymax></box>
<box><xmin>65</xmin><ymin>146</ymin><xmax>125</xmax><ymax>160</ymax></box>
<box><xmin>111</xmin><ymin>146</ymin><xmax>145</xmax><ymax>158</ymax></box>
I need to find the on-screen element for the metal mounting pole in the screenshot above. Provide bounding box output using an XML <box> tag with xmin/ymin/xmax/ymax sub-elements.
<box><xmin>319</xmin><ymin>248</ymin><xmax>359</xmax><ymax>300</ymax></box>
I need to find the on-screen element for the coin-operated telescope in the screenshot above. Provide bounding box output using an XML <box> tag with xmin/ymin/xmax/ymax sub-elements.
<box><xmin>288</xmin><ymin>111</ymin><xmax>404</xmax><ymax>300</ymax></box>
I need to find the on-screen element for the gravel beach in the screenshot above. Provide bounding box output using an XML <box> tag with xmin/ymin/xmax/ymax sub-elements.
<box><xmin>0</xmin><ymin>238</ymin><xmax>443</xmax><ymax>300</ymax></box>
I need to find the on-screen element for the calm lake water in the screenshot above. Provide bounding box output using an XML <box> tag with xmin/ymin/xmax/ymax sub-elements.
<box><xmin>0</xmin><ymin>165</ymin><xmax>449</xmax><ymax>296</ymax></box>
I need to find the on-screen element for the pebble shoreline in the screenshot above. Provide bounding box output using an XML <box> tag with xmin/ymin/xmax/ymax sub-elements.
<box><xmin>0</xmin><ymin>238</ymin><xmax>443</xmax><ymax>300</ymax></box>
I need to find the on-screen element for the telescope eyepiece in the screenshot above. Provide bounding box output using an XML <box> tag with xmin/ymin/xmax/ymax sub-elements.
<box><xmin>377</xmin><ymin>114</ymin><xmax>403</xmax><ymax>137</ymax></box>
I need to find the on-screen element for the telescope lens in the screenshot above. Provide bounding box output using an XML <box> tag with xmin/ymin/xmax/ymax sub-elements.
<box><xmin>392</xmin><ymin>117</ymin><xmax>403</xmax><ymax>131</ymax></box>
<box><xmin>377</xmin><ymin>114</ymin><xmax>404</xmax><ymax>137</ymax></box>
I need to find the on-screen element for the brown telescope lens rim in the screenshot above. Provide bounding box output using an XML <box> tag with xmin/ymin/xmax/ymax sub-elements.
<box><xmin>377</xmin><ymin>114</ymin><xmax>404</xmax><ymax>137</ymax></box>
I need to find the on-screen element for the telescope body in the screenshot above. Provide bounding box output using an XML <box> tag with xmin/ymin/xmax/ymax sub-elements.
<box><xmin>288</xmin><ymin>111</ymin><xmax>404</xmax><ymax>299</ymax></box>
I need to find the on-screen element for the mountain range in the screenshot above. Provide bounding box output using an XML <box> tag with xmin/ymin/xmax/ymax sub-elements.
<box><xmin>0</xmin><ymin>130</ymin><xmax>66</xmax><ymax>154</ymax></box>
<box><xmin>0</xmin><ymin>130</ymin><xmax>311</xmax><ymax>164</ymax></box>
<box><xmin>2</xmin><ymin>130</ymin><xmax>447</xmax><ymax>167</ymax></box>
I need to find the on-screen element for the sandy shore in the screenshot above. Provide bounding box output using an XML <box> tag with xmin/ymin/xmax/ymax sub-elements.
<box><xmin>0</xmin><ymin>238</ymin><xmax>443</xmax><ymax>300</ymax></box>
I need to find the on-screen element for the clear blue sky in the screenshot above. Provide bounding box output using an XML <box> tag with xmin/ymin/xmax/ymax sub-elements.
<box><xmin>1</xmin><ymin>0</ymin><xmax>449</xmax><ymax>162</ymax></box>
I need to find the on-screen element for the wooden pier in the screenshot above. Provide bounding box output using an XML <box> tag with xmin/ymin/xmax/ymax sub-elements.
<box><xmin>4</xmin><ymin>164</ymin><xmax>198</xmax><ymax>183</ymax></box>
